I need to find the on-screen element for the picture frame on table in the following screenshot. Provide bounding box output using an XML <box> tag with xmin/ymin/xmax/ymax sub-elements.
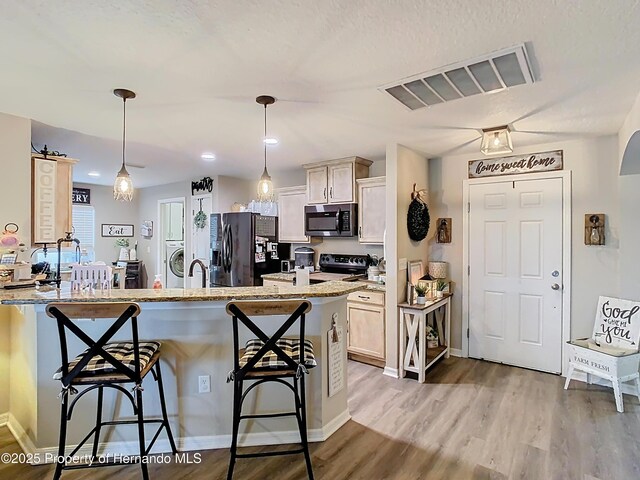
<box><xmin>407</xmin><ymin>260</ymin><xmax>424</xmax><ymax>285</ymax></box>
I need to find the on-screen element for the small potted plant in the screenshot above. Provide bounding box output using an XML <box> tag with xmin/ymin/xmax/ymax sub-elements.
<box><xmin>435</xmin><ymin>280</ymin><xmax>447</xmax><ymax>298</ymax></box>
<box><xmin>115</xmin><ymin>238</ymin><xmax>130</xmax><ymax>261</ymax></box>
<box><xmin>426</xmin><ymin>325</ymin><xmax>439</xmax><ymax>348</ymax></box>
<box><xmin>414</xmin><ymin>282</ymin><xmax>428</xmax><ymax>304</ymax></box>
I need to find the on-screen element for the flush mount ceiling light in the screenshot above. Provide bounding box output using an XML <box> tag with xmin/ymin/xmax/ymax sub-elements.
<box><xmin>480</xmin><ymin>125</ymin><xmax>513</xmax><ymax>156</ymax></box>
<box><xmin>88</xmin><ymin>171</ymin><xmax>101</xmax><ymax>177</ymax></box>
<box><xmin>201</xmin><ymin>152</ymin><xmax>216</xmax><ymax>161</ymax></box>
<box><xmin>263</xmin><ymin>137</ymin><xmax>278</xmax><ymax>145</ymax></box>
<box><xmin>113</xmin><ymin>88</ymin><xmax>136</xmax><ymax>201</ymax></box>
<box><xmin>256</xmin><ymin>95</ymin><xmax>276</xmax><ymax>202</ymax></box>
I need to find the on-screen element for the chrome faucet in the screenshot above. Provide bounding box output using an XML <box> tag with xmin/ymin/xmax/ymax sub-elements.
<box><xmin>188</xmin><ymin>259</ymin><xmax>208</xmax><ymax>288</ymax></box>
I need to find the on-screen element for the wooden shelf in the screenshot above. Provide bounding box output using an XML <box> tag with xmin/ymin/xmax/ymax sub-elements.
<box><xmin>426</xmin><ymin>346</ymin><xmax>448</xmax><ymax>368</ymax></box>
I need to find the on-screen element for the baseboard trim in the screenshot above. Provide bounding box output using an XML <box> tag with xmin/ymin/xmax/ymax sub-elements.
<box><xmin>0</xmin><ymin>412</ymin><xmax>8</xmax><ymax>427</ymax></box>
<box><xmin>449</xmin><ymin>348</ymin><xmax>464</xmax><ymax>357</ymax></box>
<box><xmin>569</xmin><ymin>371</ymin><xmax>638</xmax><ymax>396</ymax></box>
<box><xmin>9</xmin><ymin>409</ymin><xmax>352</xmax><ymax>465</ymax></box>
<box><xmin>382</xmin><ymin>366</ymin><xmax>399</xmax><ymax>378</ymax></box>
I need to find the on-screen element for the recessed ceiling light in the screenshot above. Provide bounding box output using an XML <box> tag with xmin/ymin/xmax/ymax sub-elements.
<box><xmin>201</xmin><ymin>153</ymin><xmax>216</xmax><ymax>161</ymax></box>
<box><xmin>263</xmin><ymin>137</ymin><xmax>278</xmax><ymax>145</ymax></box>
<box><xmin>88</xmin><ymin>171</ymin><xmax>101</xmax><ymax>177</ymax></box>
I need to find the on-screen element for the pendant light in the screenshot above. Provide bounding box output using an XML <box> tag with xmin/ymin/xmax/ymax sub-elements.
<box><xmin>113</xmin><ymin>88</ymin><xmax>136</xmax><ymax>201</ymax></box>
<box><xmin>256</xmin><ymin>95</ymin><xmax>275</xmax><ymax>202</ymax></box>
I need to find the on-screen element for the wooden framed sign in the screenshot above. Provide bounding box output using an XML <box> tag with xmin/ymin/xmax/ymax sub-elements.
<box><xmin>468</xmin><ymin>150</ymin><xmax>563</xmax><ymax>179</ymax></box>
<box><xmin>101</xmin><ymin>224</ymin><xmax>134</xmax><ymax>237</ymax></box>
<box><xmin>592</xmin><ymin>296</ymin><xmax>640</xmax><ymax>350</ymax></box>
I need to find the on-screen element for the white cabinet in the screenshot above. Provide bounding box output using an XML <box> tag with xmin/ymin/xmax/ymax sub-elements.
<box><xmin>357</xmin><ymin>176</ymin><xmax>386</xmax><ymax>244</ymax></box>
<box><xmin>306</xmin><ymin>167</ymin><xmax>328</xmax><ymax>204</ymax></box>
<box><xmin>304</xmin><ymin>157</ymin><xmax>372</xmax><ymax>205</ymax></box>
<box><xmin>31</xmin><ymin>155</ymin><xmax>77</xmax><ymax>244</ymax></box>
<box><xmin>277</xmin><ymin>186</ymin><xmax>310</xmax><ymax>243</ymax></box>
<box><xmin>347</xmin><ymin>290</ymin><xmax>386</xmax><ymax>366</ymax></box>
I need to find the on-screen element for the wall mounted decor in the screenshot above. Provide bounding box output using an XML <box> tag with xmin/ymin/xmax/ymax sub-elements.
<box><xmin>407</xmin><ymin>184</ymin><xmax>430</xmax><ymax>241</ymax></box>
<box><xmin>140</xmin><ymin>221</ymin><xmax>153</xmax><ymax>238</ymax></box>
<box><xmin>191</xmin><ymin>176</ymin><xmax>213</xmax><ymax>195</ymax></box>
<box><xmin>72</xmin><ymin>187</ymin><xmax>91</xmax><ymax>205</ymax></box>
<box><xmin>585</xmin><ymin>213</ymin><xmax>605</xmax><ymax>246</ymax></box>
<box><xmin>101</xmin><ymin>224</ymin><xmax>134</xmax><ymax>237</ymax></box>
<box><xmin>436</xmin><ymin>218</ymin><xmax>451</xmax><ymax>243</ymax></box>
<box><xmin>468</xmin><ymin>150</ymin><xmax>563</xmax><ymax>179</ymax></box>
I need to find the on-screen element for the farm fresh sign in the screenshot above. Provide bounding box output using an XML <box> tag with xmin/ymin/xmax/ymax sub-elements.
<box><xmin>592</xmin><ymin>296</ymin><xmax>640</xmax><ymax>350</ymax></box>
<box><xmin>468</xmin><ymin>150</ymin><xmax>563</xmax><ymax>179</ymax></box>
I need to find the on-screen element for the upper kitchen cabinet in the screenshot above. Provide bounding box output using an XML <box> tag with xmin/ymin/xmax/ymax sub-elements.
<box><xmin>277</xmin><ymin>186</ymin><xmax>310</xmax><ymax>243</ymax></box>
<box><xmin>304</xmin><ymin>157</ymin><xmax>372</xmax><ymax>204</ymax></box>
<box><xmin>31</xmin><ymin>154</ymin><xmax>78</xmax><ymax>244</ymax></box>
<box><xmin>357</xmin><ymin>176</ymin><xmax>386</xmax><ymax>244</ymax></box>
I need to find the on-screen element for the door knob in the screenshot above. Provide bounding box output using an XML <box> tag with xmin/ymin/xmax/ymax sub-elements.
<box><xmin>551</xmin><ymin>283</ymin><xmax>560</xmax><ymax>290</ymax></box>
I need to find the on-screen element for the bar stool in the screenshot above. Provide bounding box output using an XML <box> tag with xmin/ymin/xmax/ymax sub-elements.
<box><xmin>45</xmin><ymin>302</ymin><xmax>177</xmax><ymax>480</ymax></box>
<box><xmin>225</xmin><ymin>300</ymin><xmax>316</xmax><ymax>480</ymax></box>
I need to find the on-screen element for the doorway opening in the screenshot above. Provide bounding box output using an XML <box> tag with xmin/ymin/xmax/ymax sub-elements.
<box><xmin>158</xmin><ymin>197</ymin><xmax>185</xmax><ymax>288</ymax></box>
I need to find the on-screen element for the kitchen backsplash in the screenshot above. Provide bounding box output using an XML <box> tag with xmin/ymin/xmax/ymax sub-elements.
<box><xmin>289</xmin><ymin>238</ymin><xmax>384</xmax><ymax>265</ymax></box>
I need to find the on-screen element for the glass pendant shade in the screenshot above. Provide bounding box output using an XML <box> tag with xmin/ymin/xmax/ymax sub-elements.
<box><xmin>480</xmin><ymin>125</ymin><xmax>513</xmax><ymax>156</ymax></box>
<box><xmin>257</xmin><ymin>167</ymin><xmax>274</xmax><ymax>202</ymax></box>
<box><xmin>114</xmin><ymin>164</ymin><xmax>134</xmax><ymax>201</ymax></box>
<box><xmin>112</xmin><ymin>88</ymin><xmax>136</xmax><ymax>201</ymax></box>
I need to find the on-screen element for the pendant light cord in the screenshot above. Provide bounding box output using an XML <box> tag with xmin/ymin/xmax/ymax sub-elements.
<box><xmin>122</xmin><ymin>98</ymin><xmax>127</xmax><ymax>169</ymax></box>
<box><xmin>263</xmin><ymin>104</ymin><xmax>267</xmax><ymax>169</ymax></box>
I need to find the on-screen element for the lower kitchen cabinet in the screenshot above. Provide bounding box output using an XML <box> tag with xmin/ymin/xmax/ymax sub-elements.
<box><xmin>347</xmin><ymin>290</ymin><xmax>386</xmax><ymax>367</ymax></box>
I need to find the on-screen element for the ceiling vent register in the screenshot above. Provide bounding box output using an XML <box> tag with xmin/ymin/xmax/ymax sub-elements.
<box><xmin>381</xmin><ymin>44</ymin><xmax>534</xmax><ymax>110</ymax></box>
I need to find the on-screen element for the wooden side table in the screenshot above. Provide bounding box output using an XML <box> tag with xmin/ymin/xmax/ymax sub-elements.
<box><xmin>565</xmin><ymin>339</ymin><xmax>640</xmax><ymax>413</ymax></box>
<box><xmin>398</xmin><ymin>295</ymin><xmax>451</xmax><ymax>383</ymax></box>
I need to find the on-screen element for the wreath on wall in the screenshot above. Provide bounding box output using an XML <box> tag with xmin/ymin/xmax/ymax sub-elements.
<box><xmin>194</xmin><ymin>198</ymin><xmax>208</xmax><ymax>230</ymax></box>
<box><xmin>407</xmin><ymin>184</ymin><xmax>430</xmax><ymax>242</ymax></box>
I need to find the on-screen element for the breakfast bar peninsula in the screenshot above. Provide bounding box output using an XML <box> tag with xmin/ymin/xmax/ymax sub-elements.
<box><xmin>0</xmin><ymin>281</ymin><xmax>362</xmax><ymax>461</ymax></box>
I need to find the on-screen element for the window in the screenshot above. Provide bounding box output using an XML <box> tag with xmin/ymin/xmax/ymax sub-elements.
<box><xmin>72</xmin><ymin>205</ymin><xmax>95</xmax><ymax>249</ymax></box>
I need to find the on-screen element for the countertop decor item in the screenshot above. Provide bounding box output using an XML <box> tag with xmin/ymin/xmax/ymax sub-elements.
<box><xmin>414</xmin><ymin>282</ymin><xmax>428</xmax><ymax>304</ymax></box>
<box><xmin>256</xmin><ymin>95</ymin><xmax>276</xmax><ymax>203</ymax></box>
<box><xmin>113</xmin><ymin>88</ymin><xmax>136</xmax><ymax>201</ymax></box>
<box><xmin>407</xmin><ymin>184</ymin><xmax>430</xmax><ymax>241</ymax></box>
<box><xmin>1</xmin><ymin>223</ymin><xmax>21</xmax><ymax>248</ymax></box>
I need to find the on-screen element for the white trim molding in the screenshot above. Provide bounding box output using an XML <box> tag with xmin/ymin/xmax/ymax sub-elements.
<box><xmin>462</xmin><ymin>170</ymin><xmax>572</xmax><ymax>375</ymax></box>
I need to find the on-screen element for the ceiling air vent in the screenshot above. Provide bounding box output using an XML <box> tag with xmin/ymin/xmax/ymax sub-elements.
<box><xmin>381</xmin><ymin>44</ymin><xmax>534</xmax><ymax>110</ymax></box>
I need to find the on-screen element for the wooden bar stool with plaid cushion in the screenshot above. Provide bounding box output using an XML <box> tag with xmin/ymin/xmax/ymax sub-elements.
<box><xmin>45</xmin><ymin>302</ymin><xmax>177</xmax><ymax>480</ymax></box>
<box><xmin>225</xmin><ymin>299</ymin><xmax>316</xmax><ymax>480</ymax></box>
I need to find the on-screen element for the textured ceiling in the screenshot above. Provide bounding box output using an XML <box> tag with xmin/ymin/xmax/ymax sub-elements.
<box><xmin>2</xmin><ymin>0</ymin><xmax>640</xmax><ymax>187</ymax></box>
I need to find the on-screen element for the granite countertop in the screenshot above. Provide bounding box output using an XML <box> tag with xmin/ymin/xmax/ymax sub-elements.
<box><xmin>0</xmin><ymin>281</ymin><xmax>366</xmax><ymax>305</ymax></box>
<box><xmin>262</xmin><ymin>272</ymin><xmax>296</xmax><ymax>282</ymax></box>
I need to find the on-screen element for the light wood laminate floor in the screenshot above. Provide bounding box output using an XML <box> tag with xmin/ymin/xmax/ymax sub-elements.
<box><xmin>1</xmin><ymin>357</ymin><xmax>639</xmax><ymax>479</ymax></box>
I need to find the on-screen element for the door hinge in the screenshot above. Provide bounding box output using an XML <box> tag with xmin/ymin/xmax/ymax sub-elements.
<box><xmin>467</xmin><ymin>265</ymin><xmax>470</xmax><ymax>275</ymax></box>
<box><xmin>467</xmin><ymin>328</ymin><xmax>469</xmax><ymax>339</ymax></box>
<box><xmin>467</xmin><ymin>202</ymin><xmax>470</xmax><ymax>213</ymax></box>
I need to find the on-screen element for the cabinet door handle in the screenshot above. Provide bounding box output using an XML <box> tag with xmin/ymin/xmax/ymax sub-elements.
<box><xmin>330</xmin><ymin>187</ymin><xmax>333</xmax><ymax>199</ymax></box>
<box><xmin>359</xmin><ymin>226</ymin><xmax>362</xmax><ymax>238</ymax></box>
<box><xmin>323</xmin><ymin>187</ymin><xmax>327</xmax><ymax>199</ymax></box>
<box><xmin>358</xmin><ymin>295</ymin><xmax>370</xmax><ymax>300</ymax></box>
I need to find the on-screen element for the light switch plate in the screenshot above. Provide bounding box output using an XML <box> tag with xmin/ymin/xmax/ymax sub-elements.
<box><xmin>399</xmin><ymin>258</ymin><xmax>407</xmax><ymax>270</ymax></box>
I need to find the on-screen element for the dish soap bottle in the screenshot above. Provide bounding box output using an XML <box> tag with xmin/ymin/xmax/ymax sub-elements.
<box><xmin>153</xmin><ymin>274</ymin><xmax>163</xmax><ymax>289</ymax></box>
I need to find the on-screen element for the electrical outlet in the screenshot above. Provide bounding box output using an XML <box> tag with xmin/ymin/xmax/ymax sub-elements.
<box><xmin>198</xmin><ymin>375</ymin><xmax>211</xmax><ymax>394</ymax></box>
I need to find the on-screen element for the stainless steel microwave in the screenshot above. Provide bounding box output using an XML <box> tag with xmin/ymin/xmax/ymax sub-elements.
<box><xmin>304</xmin><ymin>203</ymin><xmax>357</xmax><ymax>237</ymax></box>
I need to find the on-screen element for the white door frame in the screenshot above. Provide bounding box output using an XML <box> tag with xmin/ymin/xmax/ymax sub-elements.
<box><xmin>462</xmin><ymin>170</ymin><xmax>572</xmax><ymax>375</ymax></box>
<box><xmin>157</xmin><ymin>196</ymin><xmax>186</xmax><ymax>287</ymax></box>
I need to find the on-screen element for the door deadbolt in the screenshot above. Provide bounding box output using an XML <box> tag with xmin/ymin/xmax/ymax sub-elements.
<box><xmin>552</xmin><ymin>270</ymin><xmax>559</xmax><ymax>277</ymax></box>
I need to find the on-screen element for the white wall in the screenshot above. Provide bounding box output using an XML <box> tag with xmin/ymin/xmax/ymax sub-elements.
<box><xmin>0</xmin><ymin>112</ymin><xmax>30</xmax><ymax>415</ymax></box>
<box><xmin>429</xmin><ymin>136</ymin><xmax>620</xmax><ymax>350</ymax></box>
<box><xmin>385</xmin><ymin>144</ymin><xmax>430</xmax><ymax>374</ymax></box>
<box><xmin>73</xmin><ymin>183</ymin><xmax>140</xmax><ymax>263</ymax></box>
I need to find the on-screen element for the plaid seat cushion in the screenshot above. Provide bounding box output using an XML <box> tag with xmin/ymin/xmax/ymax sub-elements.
<box><xmin>53</xmin><ymin>341</ymin><xmax>161</xmax><ymax>380</ymax></box>
<box><xmin>239</xmin><ymin>338</ymin><xmax>316</xmax><ymax>370</ymax></box>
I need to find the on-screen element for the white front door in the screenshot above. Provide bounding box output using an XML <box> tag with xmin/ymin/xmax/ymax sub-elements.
<box><xmin>469</xmin><ymin>177</ymin><xmax>563</xmax><ymax>373</ymax></box>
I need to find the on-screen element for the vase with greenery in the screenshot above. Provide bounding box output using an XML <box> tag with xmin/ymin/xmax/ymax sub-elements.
<box><xmin>115</xmin><ymin>238</ymin><xmax>130</xmax><ymax>261</ymax></box>
<box><xmin>414</xmin><ymin>282</ymin><xmax>428</xmax><ymax>304</ymax></box>
<box><xmin>435</xmin><ymin>280</ymin><xmax>447</xmax><ymax>298</ymax></box>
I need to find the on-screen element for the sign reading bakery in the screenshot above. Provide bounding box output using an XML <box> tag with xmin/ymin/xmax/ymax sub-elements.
<box><xmin>72</xmin><ymin>187</ymin><xmax>91</xmax><ymax>205</ymax></box>
<box><xmin>468</xmin><ymin>150</ymin><xmax>563</xmax><ymax>179</ymax></box>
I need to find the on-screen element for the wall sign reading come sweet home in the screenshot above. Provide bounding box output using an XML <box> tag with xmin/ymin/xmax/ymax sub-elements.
<box><xmin>468</xmin><ymin>150</ymin><xmax>563</xmax><ymax>178</ymax></box>
<box><xmin>592</xmin><ymin>296</ymin><xmax>640</xmax><ymax>350</ymax></box>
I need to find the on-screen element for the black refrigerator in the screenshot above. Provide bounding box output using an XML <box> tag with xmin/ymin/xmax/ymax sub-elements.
<box><xmin>209</xmin><ymin>212</ymin><xmax>290</xmax><ymax>287</ymax></box>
